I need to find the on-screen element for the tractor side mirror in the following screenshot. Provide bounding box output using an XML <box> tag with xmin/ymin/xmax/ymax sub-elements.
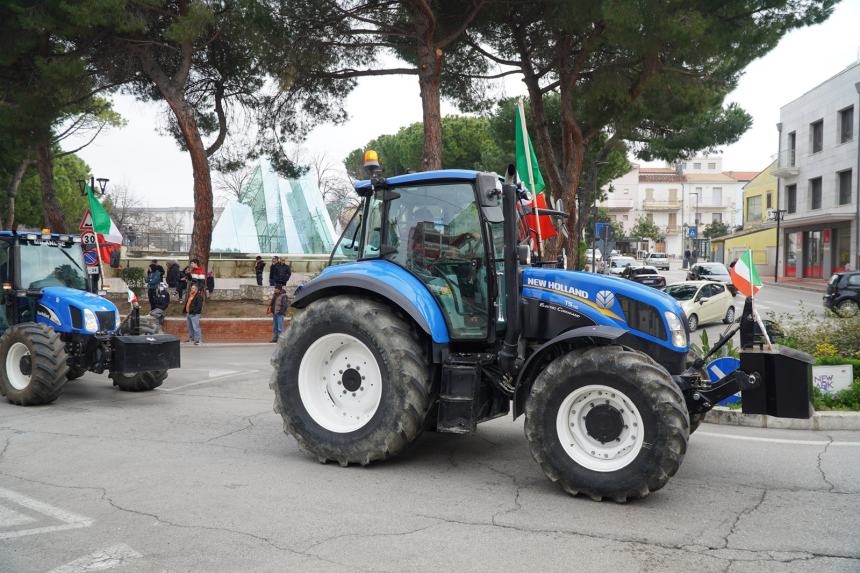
<box><xmin>517</xmin><ymin>243</ymin><xmax>531</xmax><ymax>265</ymax></box>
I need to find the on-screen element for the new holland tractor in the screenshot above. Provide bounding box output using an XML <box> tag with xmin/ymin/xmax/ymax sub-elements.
<box><xmin>0</xmin><ymin>230</ymin><xmax>180</xmax><ymax>406</ymax></box>
<box><xmin>270</xmin><ymin>153</ymin><xmax>813</xmax><ymax>501</ymax></box>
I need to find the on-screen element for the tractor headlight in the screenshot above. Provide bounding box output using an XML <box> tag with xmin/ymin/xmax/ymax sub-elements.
<box><xmin>664</xmin><ymin>311</ymin><xmax>686</xmax><ymax>348</ymax></box>
<box><xmin>83</xmin><ymin>308</ymin><xmax>99</xmax><ymax>332</ymax></box>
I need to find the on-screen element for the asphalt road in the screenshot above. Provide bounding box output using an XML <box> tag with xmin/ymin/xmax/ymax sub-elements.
<box><xmin>1</xmin><ymin>345</ymin><xmax>858</xmax><ymax>572</ymax></box>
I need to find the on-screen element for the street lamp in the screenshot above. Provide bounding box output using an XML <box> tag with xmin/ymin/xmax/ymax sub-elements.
<box><xmin>688</xmin><ymin>191</ymin><xmax>700</xmax><ymax>261</ymax></box>
<box><xmin>769</xmin><ymin>208</ymin><xmax>788</xmax><ymax>283</ymax></box>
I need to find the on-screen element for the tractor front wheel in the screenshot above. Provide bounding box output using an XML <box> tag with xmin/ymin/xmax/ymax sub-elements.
<box><xmin>524</xmin><ymin>346</ymin><xmax>689</xmax><ymax>502</ymax></box>
<box><xmin>109</xmin><ymin>317</ymin><xmax>167</xmax><ymax>392</ymax></box>
<box><xmin>270</xmin><ymin>295</ymin><xmax>433</xmax><ymax>466</ymax></box>
<box><xmin>0</xmin><ymin>323</ymin><xmax>69</xmax><ymax>406</ymax></box>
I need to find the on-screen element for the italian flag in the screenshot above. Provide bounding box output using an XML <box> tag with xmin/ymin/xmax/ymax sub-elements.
<box><xmin>730</xmin><ymin>250</ymin><xmax>762</xmax><ymax>297</ymax></box>
<box><xmin>85</xmin><ymin>184</ymin><xmax>123</xmax><ymax>264</ymax></box>
<box><xmin>515</xmin><ymin>100</ymin><xmax>556</xmax><ymax>241</ymax></box>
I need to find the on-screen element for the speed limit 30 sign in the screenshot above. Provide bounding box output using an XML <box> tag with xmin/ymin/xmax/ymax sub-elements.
<box><xmin>81</xmin><ymin>231</ymin><xmax>97</xmax><ymax>249</ymax></box>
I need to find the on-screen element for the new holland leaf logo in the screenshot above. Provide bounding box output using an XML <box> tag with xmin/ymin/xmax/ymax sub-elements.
<box><xmin>595</xmin><ymin>290</ymin><xmax>615</xmax><ymax>310</ymax></box>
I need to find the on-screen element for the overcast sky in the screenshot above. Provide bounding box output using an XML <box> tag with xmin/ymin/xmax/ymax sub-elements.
<box><xmin>68</xmin><ymin>0</ymin><xmax>860</xmax><ymax>207</ymax></box>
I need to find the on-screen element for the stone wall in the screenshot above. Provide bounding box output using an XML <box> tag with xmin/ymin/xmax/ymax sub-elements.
<box><xmin>163</xmin><ymin>317</ymin><xmax>281</xmax><ymax>343</ymax></box>
<box><xmin>109</xmin><ymin>255</ymin><xmax>335</xmax><ymax>279</ymax></box>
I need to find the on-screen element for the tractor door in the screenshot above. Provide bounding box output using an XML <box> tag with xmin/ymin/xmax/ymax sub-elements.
<box><xmin>0</xmin><ymin>240</ymin><xmax>9</xmax><ymax>334</ymax></box>
<box><xmin>365</xmin><ymin>182</ymin><xmax>492</xmax><ymax>340</ymax></box>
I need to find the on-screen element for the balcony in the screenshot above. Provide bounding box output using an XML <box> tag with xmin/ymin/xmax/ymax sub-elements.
<box><xmin>601</xmin><ymin>197</ymin><xmax>634</xmax><ymax>210</ymax></box>
<box><xmin>772</xmin><ymin>149</ymin><xmax>799</xmax><ymax>178</ymax></box>
<box><xmin>643</xmin><ymin>200</ymin><xmax>682</xmax><ymax>211</ymax></box>
<box><xmin>665</xmin><ymin>226</ymin><xmax>681</xmax><ymax>236</ymax></box>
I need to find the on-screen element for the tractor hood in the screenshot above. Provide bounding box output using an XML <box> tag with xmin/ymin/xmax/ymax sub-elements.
<box><xmin>37</xmin><ymin>286</ymin><xmax>120</xmax><ymax>334</ymax></box>
<box><xmin>522</xmin><ymin>267</ymin><xmax>687</xmax><ymax>351</ymax></box>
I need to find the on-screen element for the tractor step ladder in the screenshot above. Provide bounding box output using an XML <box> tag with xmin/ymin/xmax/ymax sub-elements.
<box><xmin>436</xmin><ymin>358</ymin><xmax>482</xmax><ymax>434</ymax></box>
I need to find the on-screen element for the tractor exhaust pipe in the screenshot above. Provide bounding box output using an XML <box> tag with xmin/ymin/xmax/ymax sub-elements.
<box><xmin>499</xmin><ymin>176</ymin><xmax>520</xmax><ymax>375</ymax></box>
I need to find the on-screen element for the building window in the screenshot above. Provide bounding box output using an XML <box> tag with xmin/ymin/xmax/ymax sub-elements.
<box><xmin>810</xmin><ymin>119</ymin><xmax>823</xmax><ymax>153</ymax></box>
<box><xmin>839</xmin><ymin>169</ymin><xmax>853</xmax><ymax>205</ymax></box>
<box><xmin>712</xmin><ymin>187</ymin><xmax>723</xmax><ymax>204</ymax></box>
<box><xmin>708</xmin><ymin>162</ymin><xmax>716</xmax><ymax>170</ymax></box>
<box><xmin>712</xmin><ymin>213</ymin><xmax>722</xmax><ymax>223</ymax></box>
<box><xmin>646</xmin><ymin>213</ymin><xmax>654</xmax><ymax>223</ymax></box>
<box><xmin>839</xmin><ymin>106</ymin><xmax>854</xmax><ymax>143</ymax></box>
<box><xmin>622</xmin><ymin>214</ymin><xmax>628</xmax><ymax>221</ymax></box>
<box><xmin>787</xmin><ymin>184</ymin><xmax>797</xmax><ymax>213</ymax></box>
<box><xmin>645</xmin><ymin>188</ymin><xmax>654</xmax><ymax>201</ymax></box>
<box><xmin>809</xmin><ymin>177</ymin><xmax>822</xmax><ymax>210</ymax></box>
<box><xmin>788</xmin><ymin>131</ymin><xmax>796</xmax><ymax>166</ymax></box>
<box><xmin>766</xmin><ymin>193</ymin><xmax>772</xmax><ymax>209</ymax></box>
<box><xmin>693</xmin><ymin>162</ymin><xmax>702</xmax><ymax>170</ymax></box>
<box><xmin>746</xmin><ymin>195</ymin><xmax>762</xmax><ymax>222</ymax></box>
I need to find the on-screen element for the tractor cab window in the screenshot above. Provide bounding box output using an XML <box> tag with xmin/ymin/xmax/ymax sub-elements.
<box><xmin>18</xmin><ymin>243</ymin><xmax>87</xmax><ymax>291</ymax></box>
<box><xmin>368</xmin><ymin>182</ymin><xmax>489</xmax><ymax>339</ymax></box>
<box><xmin>330</xmin><ymin>208</ymin><xmax>362</xmax><ymax>265</ymax></box>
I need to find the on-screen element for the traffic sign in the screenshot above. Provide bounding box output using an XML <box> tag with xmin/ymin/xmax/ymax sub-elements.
<box><xmin>706</xmin><ymin>357</ymin><xmax>741</xmax><ymax>405</ymax></box>
<box><xmin>86</xmin><ymin>266</ymin><xmax>100</xmax><ymax>275</ymax></box>
<box><xmin>83</xmin><ymin>250</ymin><xmax>99</xmax><ymax>267</ymax></box>
<box><xmin>80</xmin><ymin>231</ymin><xmax>97</xmax><ymax>249</ymax></box>
<box><xmin>79</xmin><ymin>209</ymin><xmax>93</xmax><ymax>231</ymax></box>
<box><xmin>687</xmin><ymin>227</ymin><xmax>698</xmax><ymax>238</ymax></box>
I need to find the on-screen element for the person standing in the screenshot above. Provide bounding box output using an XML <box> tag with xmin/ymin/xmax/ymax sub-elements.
<box><xmin>254</xmin><ymin>256</ymin><xmax>265</xmax><ymax>286</ymax></box>
<box><xmin>185</xmin><ymin>283</ymin><xmax>204</xmax><ymax>346</ymax></box>
<box><xmin>177</xmin><ymin>263</ymin><xmax>190</xmax><ymax>301</ymax></box>
<box><xmin>166</xmin><ymin>260</ymin><xmax>181</xmax><ymax>289</ymax></box>
<box><xmin>189</xmin><ymin>258</ymin><xmax>206</xmax><ymax>287</ymax></box>
<box><xmin>206</xmin><ymin>271</ymin><xmax>215</xmax><ymax>296</ymax></box>
<box><xmin>268</xmin><ymin>256</ymin><xmax>279</xmax><ymax>286</ymax></box>
<box><xmin>146</xmin><ymin>259</ymin><xmax>165</xmax><ymax>310</ymax></box>
<box><xmin>268</xmin><ymin>285</ymin><xmax>288</xmax><ymax>342</ymax></box>
<box><xmin>273</xmin><ymin>257</ymin><xmax>291</xmax><ymax>288</ymax></box>
<box><xmin>683</xmin><ymin>249</ymin><xmax>691</xmax><ymax>269</ymax></box>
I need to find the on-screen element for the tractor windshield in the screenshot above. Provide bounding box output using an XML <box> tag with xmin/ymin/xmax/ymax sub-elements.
<box><xmin>18</xmin><ymin>243</ymin><xmax>87</xmax><ymax>290</ymax></box>
<box><xmin>364</xmin><ymin>182</ymin><xmax>490</xmax><ymax>339</ymax></box>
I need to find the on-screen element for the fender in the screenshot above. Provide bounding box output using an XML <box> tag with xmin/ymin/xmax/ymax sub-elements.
<box><xmin>292</xmin><ymin>260</ymin><xmax>450</xmax><ymax>344</ymax></box>
<box><xmin>512</xmin><ymin>325</ymin><xmax>627</xmax><ymax>419</ymax></box>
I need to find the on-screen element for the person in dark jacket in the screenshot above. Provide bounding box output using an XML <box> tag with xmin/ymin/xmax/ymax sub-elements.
<box><xmin>206</xmin><ymin>271</ymin><xmax>215</xmax><ymax>295</ymax></box>
<box><xmin>254</xmin><ymin>256</ymin><xmax>265</xmax><ymax>286</ymax></box>
<box><xmin>271</xmin><ymin>258</ymin><xmax>291</xmax><ymax>288</ymax></box>
<box><xmin>268</xmin><ymin>256</ymin><xmax>279</xmax><ymax>286</ymax></box>
<box><xmin>166</xmin><ymin>261</ymin><xmax>181</xmax><ymax>288</ymax></box>
<box><xmin>146</xmin><ymin>259</ymin><xmax>165</xmax><ymax>310</ymax></box>
<box><xmin>269</xmin><ymin>285</ymin><xmax>289</xmax><ymax>342</ymax></box>
<box><xmin>185</xmin><ymin>283</ymin><xmax>204</xmax><ymax>345</ymax></box>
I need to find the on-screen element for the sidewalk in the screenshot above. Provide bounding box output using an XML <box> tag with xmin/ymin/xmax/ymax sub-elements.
<box><xmin>759</xmin><ymin>275</ymin><xmax>827</xmax><ymax>293</ymax></box>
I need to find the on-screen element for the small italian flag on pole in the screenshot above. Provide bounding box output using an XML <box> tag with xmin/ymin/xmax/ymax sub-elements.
<box><xmin>730</xmin><ymin>250</ymin><xmax>762</xmax><ymax>298</ymax></box>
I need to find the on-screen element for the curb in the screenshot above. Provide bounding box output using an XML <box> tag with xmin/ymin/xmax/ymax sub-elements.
<box><xmin>704</xmin><ymin>406</ymin><xmax>860</xmax><ymax>431</ymax></box>
<box><xmin>761</xmin><ymin>280</ymin><xmax>826</xmax><ymax>294</ymax></box>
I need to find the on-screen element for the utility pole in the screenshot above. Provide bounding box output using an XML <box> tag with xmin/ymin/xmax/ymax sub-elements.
<box><xmin>770</xmin><ymin>208</ymin><xmax>787</xmax><ymax>282</ymax></box>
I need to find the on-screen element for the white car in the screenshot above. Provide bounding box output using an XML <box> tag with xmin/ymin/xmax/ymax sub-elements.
<box><xmin>607</xmin><ymin>256</ymin><xmax>637</xmax><ymax>275</ymax></box>
<box><xmin>644</xmin><ymin>252</ymin><xmax>670</xmax><ymax>270</ymax></box>
<box><xmin>662</xmin><ymin>281</ymin><xmax>736</xmax><ymax>331</ymax></box>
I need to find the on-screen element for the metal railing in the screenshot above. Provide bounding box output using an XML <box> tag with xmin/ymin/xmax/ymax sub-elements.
<box><xmin>124</xmin><ymin>232</ymin><xmax>290</xmax><ymax>255</ymax></box>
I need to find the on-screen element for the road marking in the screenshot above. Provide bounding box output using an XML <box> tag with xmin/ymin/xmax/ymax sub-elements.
<box><xmin>0</xmin><ymin>504</ymin><xmax>36</xmax><ymax>527</ymax></box>
<box><xmin>0</xmin><ymin>487</ymin><xmax>92</xmax><ymax>539</ymax></box>
<box><xmin>697</xmin><ymin>431</ymin><xmax>860</xmax><ymax>447</ymax></box>
<box><xmin>49</xmin><ymin>544</ymin><xmax>142</xmax><ymax>573</ymax></box>
<box><xmin>162</xmin><ymin>369</ymin><xmax>257</xmax><ymax>393</ymax></box>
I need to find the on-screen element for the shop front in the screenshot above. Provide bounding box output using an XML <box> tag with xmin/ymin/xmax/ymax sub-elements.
<box><xmin>783</xmin><ymin>221</ymin><xmax>853</xmax><ymax>279</ymax></box>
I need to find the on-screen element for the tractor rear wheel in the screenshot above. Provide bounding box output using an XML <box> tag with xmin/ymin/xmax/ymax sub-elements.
<box><xmin>109</xmin><ymin>317</ymin><xmax>167</xmax><ymax>392</ymax></box>
<box><xmin>0</xmin><ymin>323</ymin><xmax>69</xmax><ymax>406</ymax></box>
<box><xmin>524</xmin><ymin>346</ymin><xmax>689</xmax><ymax>502</ymax></box>
<box><xmin>270</xmin><ymin>296</ymin><xmax>433</xmax><ymax>466</ymax></box>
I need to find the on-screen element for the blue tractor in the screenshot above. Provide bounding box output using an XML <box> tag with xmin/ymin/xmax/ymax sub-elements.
<box><xmin>270</xmin><ymin>154</ymin><xmax>812</xmax><ymax>501</ymax></box>
<box><xmin>0</xmin><ymin>231</ymin><xmax>180</xmax><ymax>406</ymax></box>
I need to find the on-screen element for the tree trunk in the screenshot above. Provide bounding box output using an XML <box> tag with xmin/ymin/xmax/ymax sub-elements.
<box><xmin>6</xmin><ymin>158</ymin><xmax>31</xmax><ymax>229</ymax></box>
<box><xmin>34</xmin><ymin>139</ymin><xmax>66</xmax><ymax>232</ymax></box>
<box><xmin>559</xmin><ymin>65</ymin><xmax>585</xmax><ymax>269</ymax></box>
<box><xmin>167</xmin><ymin>97</ymin><xmax>214</xmax><ymax>270</ymax></box>
<box><xmin>417</xmin><ymin>50</ymin><xmax>443</xmax><ymax>171</ymax></box>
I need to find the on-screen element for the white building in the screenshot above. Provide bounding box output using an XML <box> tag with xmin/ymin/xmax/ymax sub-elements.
<box><xmin>600</xmin><ymin>155</ymin><xmax>748</xmax><ymax>257</ymax></box>
<box><xmin>773</xmin><ymin>60</ymin><xmax>860</xmax><ymax>278</ymax></box>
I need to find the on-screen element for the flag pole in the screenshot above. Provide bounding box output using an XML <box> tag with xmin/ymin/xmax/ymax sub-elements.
<box><xmin>747</xmin><ymin>248</ymin><xmax>772</xmax><ymax>349</ymax></box>
<box><xmin>89</xmin><ymin>177</ymin><xmax>106</xmax><ymax>292</ymax></box>
<box><xmin>518</xmin><ymin>99</ymin><xmax>543</xmax><ymax>259</ymax></box>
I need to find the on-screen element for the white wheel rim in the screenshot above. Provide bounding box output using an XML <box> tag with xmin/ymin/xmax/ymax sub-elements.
<box><xmin>298</xmin><ymin>333</ymin><xmax>383</xmax><ymax>433</ymax></box>
<box><xmin>556</xmin><ymin>384</ymin><xmax>645</xmax><ymax>472</ymax></box>
<box><xmin>6</xmin><ymin>342</ymin><xmax>32</xmax><ymax>391</ymax></box>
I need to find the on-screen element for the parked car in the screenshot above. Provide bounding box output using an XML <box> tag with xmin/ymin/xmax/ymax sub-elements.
<box><xmin>621</xmin><ymin>265</ymin><xmax>666</xmax><ymax>288</ymax></box>
<box><xmin>687</xmin><ymin>262</ymin><xmax>738</xmax><ymax>296</ymax></box>
<box><xmin>607</xmin><ymin>256</ymin><xmax>638</xmax><ymax>275</ymax></box>
<box><xmin>823</xmin><ymin>271</ymin><xmax>860</xmax><ymax>317</ymax></box>
<box><xmin>662</xmin><ymin>281</ymin><xmax>736</xmax><ymax>331</ymax></box>
<box><xmin>644</xmin><ymin>252</ymin><xmax>670</xmax><ymax>270</ymax></box>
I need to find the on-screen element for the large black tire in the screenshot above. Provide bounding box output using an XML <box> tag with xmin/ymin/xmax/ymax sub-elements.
<box><xmin>109</xmin><ymin>316</ymin><xmax>167</xmax><ymax>392</ymax></box>
<box><xmin>270</xmin><ymin>295</ymin><xmax>433</xmax><ymax>466</ymax></box>
<box><xmin>0</xmin><ymin>323</ymin><xmax>69</xmax><ymax>406</ymax></box>
<box><xmin>524</xmin><ymin>346</ymin><xmax>689</xmax><ymax>502</ymax></box>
